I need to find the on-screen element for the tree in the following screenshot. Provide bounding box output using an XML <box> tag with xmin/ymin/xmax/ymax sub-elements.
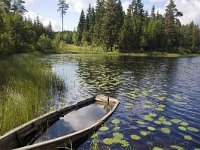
<box><xmin>93</xmin><ymin>0</ymin><xmax>105</xmax><ymax>45</ymax></box>
<box><xmin>119</xmin><ymin>5</ymin><xmax>134</xmax><ymax>52</ymax></box>
<box><xmin>102</xmin><ymin>0</ymin><xmax>123</xmax><ymax>51</ymax></box>
<box><xmin>11</xmin><ymin>0</ymin><xmax>27</xmax><ymax>14</ymax></box>
<box><xmin>165</xmin><ymin>0</ymin><xmax>182</xmax><ymax>51</ymax></box>
<box><xmin>76</xmin><ymin>10</ymin><xmax>85</xmax><ymax>45</ymax></box>
<box><xmin>57</xmin><ymin>0</ymin><xmax>69</xmax><ymax>40</ymax></box>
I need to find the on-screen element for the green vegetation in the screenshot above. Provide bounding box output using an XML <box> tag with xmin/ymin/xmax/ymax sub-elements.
<box><xmin>74</xmin><ymin>0</ymin><xmax>200</xmax><ymax>54</ymax></box>
<box><xmin>0</xmin><ymin>54</ymin><xmax>59</xmax><ymax>135</ymax></box>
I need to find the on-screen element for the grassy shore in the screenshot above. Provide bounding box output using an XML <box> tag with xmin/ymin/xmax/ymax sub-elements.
<box><xmin>0</xmin><ymin>54</ymin><xmax>57</xmax><ymax>135</ymax></box>
<box><xmin>57</xmin><ymin>44</ymin><xmax>200</xmax><ymax>58</ymax></box>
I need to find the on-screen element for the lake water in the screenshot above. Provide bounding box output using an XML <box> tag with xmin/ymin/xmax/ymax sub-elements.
<box><xmin>34</xmin><ymin>102</ymin><xmax>113</xmax><ymax>143</ymax></box>
<box><xmin>44</xmin><ymin>54</ymin><xmax>200</xmax><ymax>150</ymax></box>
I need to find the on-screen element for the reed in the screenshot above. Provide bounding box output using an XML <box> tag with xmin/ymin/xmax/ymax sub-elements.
<box><xmin>0</xmin><ymin>54</ymin><xmax>57</xmax><ymax>135</ymax></box>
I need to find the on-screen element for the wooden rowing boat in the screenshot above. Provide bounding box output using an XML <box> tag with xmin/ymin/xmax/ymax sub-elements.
<box><xmin>0</xmin><ymin>95</ymin><xmax>119</xmax><ymax>150</ymax></box>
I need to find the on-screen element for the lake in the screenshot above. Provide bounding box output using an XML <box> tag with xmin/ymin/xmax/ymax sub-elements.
<box><xmin>1</xmin><ymin>54</ymin><xmax>200</xmax><ymax>149</ymax></box>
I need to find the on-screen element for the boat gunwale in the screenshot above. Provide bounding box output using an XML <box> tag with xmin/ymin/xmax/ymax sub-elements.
<box><xmin>0</xmin><ymin>95</ymin><xmax>119</xmax><ymax>150</ymax></box>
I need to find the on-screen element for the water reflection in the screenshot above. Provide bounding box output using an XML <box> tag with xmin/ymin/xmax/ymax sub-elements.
<box><xmin>44</xmin><ymin>54</ymin><xmax>200</xmax><ymax>149</ymax></box>
<box><xmin>35</xmin><ymin>103</ymin><xmax>112</xmax><ymax>143</ymax></box>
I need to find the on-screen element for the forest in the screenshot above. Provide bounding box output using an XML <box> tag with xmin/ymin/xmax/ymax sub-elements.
<box><xmin>0</xmin><ymin>0</ymin><xmax>200</xmax><ymax>56</ymax></box>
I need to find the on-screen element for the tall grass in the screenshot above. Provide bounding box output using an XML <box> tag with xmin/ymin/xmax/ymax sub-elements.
<box><xmin>0</xmin><ymin>54</ymin><xmax>57</xmax><ymax>135</ymax></box>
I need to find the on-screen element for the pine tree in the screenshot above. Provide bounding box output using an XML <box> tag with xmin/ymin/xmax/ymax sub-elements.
<box><xmin>165</xmin><ymin>0</ymin><xmax>182</xmax><ymax>51</ymax></box>
<box><xmin>57</xmin><ymin>0</ymin><xmax>69</xmax><ymax>40</ymax></box>
<box><xmin>93</xmin><ymin>0</ymin><xmax>105</xmax><ymax>45</ymax></box>
<box><xmin>119</xmin><ymin>5</ymin><xmax>134</xmax><ymax>52</ymax></box>
<box><xmin>11</xmin><ymin>0</ymin><xmax>27</xmax><ymax>14</ymax></box>
<box><xmin>76</xmin><ymin>10</ymin><xmax>85</xmax><ymax>45</ymax></box>
<box><xmin>102</xmin><ymin>0</ymin><xmax>123</xmax><ymax>51</ymax></box>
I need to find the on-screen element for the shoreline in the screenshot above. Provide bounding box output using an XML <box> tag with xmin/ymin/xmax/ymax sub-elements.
<box><xmin>55</xmin><ymin>44</ymin><xmax>200</xmax><ymax>58</ymax></box>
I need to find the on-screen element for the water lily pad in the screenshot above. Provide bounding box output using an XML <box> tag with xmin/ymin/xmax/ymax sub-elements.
<box><xmin>148</xmin><ymin>113</ymin><xmax>157</xmax><ymax>117</ymax></box>
<box><xmin>91</xmin><ymin>133</ymin><xmax>98</xmax><ymax>138</ymax></box>
<box><xmin>170</xmin><ymin>145</ymin><xmax>184</xmax><ymax>150</ymax></box>
<box><xmin>112</xmin><ymin>119</ymin><xmax>120</xmax><ymax>125</ymax></box>
<box><xmin>162</xmin><ymin>121</ymin><xmax>172</xmax><ymax>126</ymax></box>
<box><xmin>180</xmin><ymin>122</ymin><xmax>189</xmax><ymax>126</ymax></box>
<box><xmin>154</xmin><ymin>120</ymin><xmax>162</xmax><ymax>125</ymax></box>
<box><xmin>99</xmin><ymin>126</ymin><xmax>109</xmax><ymax>131</ymax></box>
<box><xmin>144</xmin><ymin>100</ymin><xmax>153</xmax><ymax>105</ymax></box>
<box><xmin>144</xmin><ymin>115</ymin><xmax>154</xmax><ymax>122</ymax></box>
<box><xmin>140</xmin><ymin>131</ymin><xmax>148</xmax><ymax>136</ymax></box>
<box><xmin>178</xmin><ymin>126</ymin><xmax>187</xmax><ymax>131</ymax></box>
<box><xmin>147</xmin><ymin>126</ymin><xmax>156</xmax><ymax>131</ymax></box>
<box><xmin>131</xmin><ymin>135</ymin><xmax>141</xmax><ymax>140</ymax></box>
<box><xmin>184</xmin><ymin>135</ymin><xmax>192</xmax><ymax>141</ymax></box>
<box><xmin>120</xmin><ymin>140</ymin><xmax>130</xmax><ymax>147</ymax></box>
<box><xmin>153</xmin><ymin>147</ymin><xmax>165</xmax><ymax>150</ymax></box>
<box><xmin>187</xmin><ymin>127</ymin><xmax>199</xmax><ymax>132</ymax></box>
<box><xmin>103</xmin><ymin>138</ymin><xmax>114</xmax><ymax>145</ymax></box>
<box><xmin>113</xmin><ymin>126</ymin><xmax>120</xmax><ymax>131</ymax></box>
<box><xmin>155</xmin><ymin>107</ymin><xmax>164</xmax><ymax>111</ymax></box>
<box><xmin>113</xmin><ymin>132</ymin><xmax>124</xmax><ymax>139</ymax></box>
<box><xmin>171</xmin><ymin>119</ymin><xmax>182</xmax><ymax>124</ymax></box>
<box><xmin>136</xmin><ymin>120</ymin><xmax>146</xmax><ymax>125</ymax></box>
<box><xmin>161</xmin><ymin>128</ymin><xmax>171</xmax><ymax>134</ymax></box>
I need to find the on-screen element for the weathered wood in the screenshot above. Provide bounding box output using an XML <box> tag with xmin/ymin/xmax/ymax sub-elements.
<box><xmin>0</xmin><ymin>95</ymin><xmax>119</xmax><ymax>150</ymax></box>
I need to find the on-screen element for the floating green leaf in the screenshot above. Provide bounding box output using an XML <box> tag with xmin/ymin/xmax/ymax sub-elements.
<box><xmin>180</xmin><ymin>122</ymin><xmax>189</xmax><ymax>126</ymax></box>
<box><xmin>144</xmin><ymin>115</ymin><xmax>154</xmax><ymax>122</ymax></box>
<box><xmin>148</xmin><ymin>113</ymin><xmax>157</xmax><ymax>117</ymax></box>
<box><xmin>162</xmin><ymin>121</ymin><xmax>172</xmax><ymax>126</ymax></box>
<box><xmin>153</xmin><ymin>147</ymin><xmax>165</xmax><ymax>150</ymax></box>
<box><xmin>120</xmin><ymin>140</ymin><xmax>130</xmax><ymax>147</ymax></box>
<box><xmin>131</xmin><ymin>135</ymin><xmax>141</xmax><ymax>140</ymax></box>
<box><xmin>103</xmin><ymin>138</ymin><xmax>114</xmax><ymax>145</ymax></box>
<box><xmin>113</xmin><ymin>126</ymin><xmax>120</xmax><ymax>131</ymax></box>
<box><xmin>154</xmin><ymin>120</ymin><xmax>162</xmax><ymax>125</ymax></box>
<box><xmin>144</xmin><ymin>100</ymin><xmax>153</xmax><ymax>105</ymax></box>
<box><xmin>136</xmin><ymin>120</ymin><xmax>146</xmax><ymax>125</ymax></box>
<box><xmin>178</xmin><ymin>126</ymin><xmax>187</xmax><ymax>131</ymax></box>
<box><xmin>155</xmin><ymin>107</ymin><xmax>164</xmax><ymax>111</ymax></box>
<box><xmin>187</xmin><ymin>127</ymin><xmax>199</xmax><ymax>132</ymax></box>
<box><xmin>161</xmin><ymin>128</ymin><xmax>171</xmax><ymax>134</ymax></box>
<box><xmin>147</xmin><ymin>126</ymin><xmax>156</xmax><ymax>131</ymax></box>
<box><xmin>171</xmin><ymin>119</ymin><xmax>182</xmax><ymax>124</ymax></box>
<box><xmin>113</xmin><ymin>132</ymin><xmax>124</xmax><ymax>139</ymax></box>
<box><xmin>112</xmin><ymin>119</ymin><xmax>120</xmax><ymax>125</ymax></box>
<box><xmin>99</xmin><ymin>126</ymin><xmax>109</xmax><ymax>131</ymax></box>
<box><xmin>140</xmin><ymin>131</ymin><xmax>148</xmax><ymax>136</ymax></box>
<box><xmin>170</xmin><ymin>145</ymin><xmax>184</xmax><ymax>150</ymax></box>
<box><xmin>91</xmin><ymin>133</ymin><xmax>98</xmax><ymax>138</ymax></box>
<box><xmin>184</xmin><ymin>135</ymin><xmax>193</xmax><ymax>141</ymax></box>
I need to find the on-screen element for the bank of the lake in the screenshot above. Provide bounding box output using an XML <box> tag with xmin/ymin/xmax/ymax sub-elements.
<box><xmin>56</xmin><ymin>44</ymin><xmax>200</xmax><ymax>58</ymax></box>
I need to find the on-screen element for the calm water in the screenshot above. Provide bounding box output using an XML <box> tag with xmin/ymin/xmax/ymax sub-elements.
<box><xmin>43</xmin><ymin>54</ymin><xmax>200</xmax><ymax>150</ymax></box>
<box><xmin>35</xmin><ymin>103</ymin><xmax>112</xmax><ymax>143</ymax></box>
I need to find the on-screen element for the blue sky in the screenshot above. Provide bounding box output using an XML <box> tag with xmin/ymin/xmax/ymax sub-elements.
<box><xmin>24</xmin><ymin>0</ymin><xmax>200</xmax><ymax>31</ymax></box>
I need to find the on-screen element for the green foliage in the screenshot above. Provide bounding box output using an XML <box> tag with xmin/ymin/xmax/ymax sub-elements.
<box><xmin>74</xmin><ymin>0</ymin><xmax>200</xmax><ymax>54</ymax></box>
<box><xmin>37</xmin><ymin>34</ymin><xmax>52</xmax><ymax>52</ymax></box>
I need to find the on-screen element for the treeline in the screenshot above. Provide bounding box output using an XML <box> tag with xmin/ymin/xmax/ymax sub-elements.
<box><xmin>74</xmin><ymin>0</ymin><xmax>200</xmax><ymax>54</ymax></box>
<box><xmin>0</xmin><ymin>0</ymin><xmax>58</xmax><ymax>56</ymax></box>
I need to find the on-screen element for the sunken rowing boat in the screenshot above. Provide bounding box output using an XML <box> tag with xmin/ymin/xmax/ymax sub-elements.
<box><xmin>0</xmin><ymin>95</ymin><xmax>119</xmax><ymax>150</ymax></box>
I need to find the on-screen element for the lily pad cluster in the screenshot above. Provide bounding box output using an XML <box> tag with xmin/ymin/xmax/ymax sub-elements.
<box><xmin>103</xmin><ymin>132</ymin><xmax>129</xmax><ymax>147</ymax></box>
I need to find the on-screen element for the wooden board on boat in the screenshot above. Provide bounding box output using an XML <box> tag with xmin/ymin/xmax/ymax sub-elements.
<box><xmin>0</xmin><ymin>95</ymin><xmax>120</xmax><ymax>150</ymax></box>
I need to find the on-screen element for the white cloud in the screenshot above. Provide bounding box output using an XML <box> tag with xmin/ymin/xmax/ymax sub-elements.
<box><xmin>66</xmin><ymin>0</ymin><xmax>96</xmax><ymax>13</ymax></box>
<box><xmin>122</xmin><ymin>1</ymin><xmax>130</xmax><ymax>12</ymax></box>
<box><xmin>150</xmin><ymin>0</ymin><xmax>200</xmax><ymax>25</ymax></box>
<box><xmin>24</xmin><ymin>11</ymin><xmax>61</xmax><ymax>31</ymax></box>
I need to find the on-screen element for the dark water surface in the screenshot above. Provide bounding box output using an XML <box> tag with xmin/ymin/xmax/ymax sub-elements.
<box><xmin>43</xmin><ymin>54</ymin><xmax>200</xmax><ymax>150</ymax></box>
<box><xmin>35</xmin><ymin>103</ymin><xmax>112</xmax><ymax>143</ymax></box>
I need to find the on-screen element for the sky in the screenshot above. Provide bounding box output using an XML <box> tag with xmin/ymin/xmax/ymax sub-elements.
<box><xmin>24</xmin><ymin>0</ymin><xmax>200</xmax><ymax>31</ymax></box>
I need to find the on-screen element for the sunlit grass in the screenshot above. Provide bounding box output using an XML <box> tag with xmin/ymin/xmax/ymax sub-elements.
<box><xmin>56</xmin><ymin>44</ymin><xmax>200</xmax><ymax>58</ymax></box>
<box><xmin>0</xmin><ymin>54</ymin><xmax>56</xmax><ymax>135</ymax></box>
